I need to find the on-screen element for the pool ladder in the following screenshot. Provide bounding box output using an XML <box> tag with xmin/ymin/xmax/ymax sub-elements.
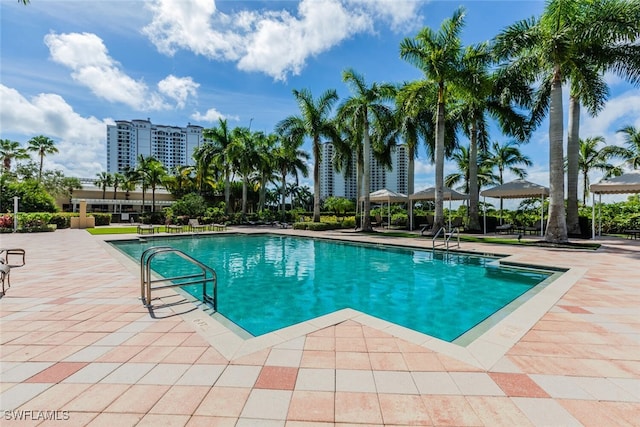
<box><xmin>432</xmin><ymin>227</ymin><xmax>460</xmax><ymax>251</ymax></box>
<box><xmin>140</xmin><ymin>246</ymin><xmax>217</xmax><ymax>311</ymax></box>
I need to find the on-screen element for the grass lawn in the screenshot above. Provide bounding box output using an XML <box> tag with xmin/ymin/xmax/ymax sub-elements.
<box><xmin>85</xmin><ymin>226</ymin><xmax>140</xmax><ymax>235</ymax></box>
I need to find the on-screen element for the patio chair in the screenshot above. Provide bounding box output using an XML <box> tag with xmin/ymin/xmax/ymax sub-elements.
<box><xmin>137</xmin><ymin>224</ymin><xmax>155</xmax><ymax>235</ymax></box>
<box><xmin>166</xmin><ymin>223</ymin><xmax>184</xmax><ymax>233</ymax></box>
<box><xmin>188</xmin><ymin>219</ymin><xmax>208</xmax><ymax>233</ymax></box>
<box><xmin>1</xmin><ymin>262</ymin><xmax>10</xmax><ymax>295</ymax></box>
<box><xmin>0</xmin><ymin>248</ymin><xmax>25</xmax><ymax>267</ymax></box>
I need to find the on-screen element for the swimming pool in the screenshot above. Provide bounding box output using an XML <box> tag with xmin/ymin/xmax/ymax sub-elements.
<box><xmin>111</xmin><ymin>234</ymin><xmax>553</xmax><ymax>342</ymax></box>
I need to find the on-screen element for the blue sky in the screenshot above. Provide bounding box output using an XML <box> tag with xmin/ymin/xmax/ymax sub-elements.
<box><xmin>1</xmin><ymin>0</ymin><xmax>639</xmax><ymax>200</ymax></box>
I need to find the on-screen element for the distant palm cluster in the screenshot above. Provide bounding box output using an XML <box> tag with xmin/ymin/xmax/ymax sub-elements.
<box><xmin>3</xmin><ymin>0</ymin><xmax>640</xmax><ymax>244</ymax></box>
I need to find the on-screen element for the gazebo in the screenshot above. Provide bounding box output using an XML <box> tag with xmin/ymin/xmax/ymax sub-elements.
<box><xmin>589</xmin><ymin>171</ymin><xmax>640</xmax><ymax>239</ymax></box>
<box><xmin>480</xmin><ymin>179</ymin><xmax>549</xmax><ymax>236</ymax></box>
<box><xmin>359</xmin><ymin>189</ymin><xmax>408</xmax><ymax>227</ymax></box>
<box><xmin>408</xmin><ymin>186</ymin><xmax>468</xmax><ymax>230</ymax></box>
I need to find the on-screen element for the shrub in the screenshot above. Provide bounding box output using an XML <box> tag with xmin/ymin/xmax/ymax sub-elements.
<box><xmin>171</xmin><ymin>193</ymin><xmax>207</xmax><ymax>218</ymax></box>
<box><xmin>90</xmin><ymin>213</ymin><xmax>112</xmax><ymax>226</ymax></box>
<box><xmin>2</xmin><ymin>180</ymin><xmax>58</xmax><ymax>213</ymax></box>
<box><xmin>49</xmin><ymin>213</ymin><xmax>76</xmax><ymax>229</ymax></box>
<box><xmin>0</xmin><ymin>214</ymin><xmax>13</xmax><ymax>229</ymax></box>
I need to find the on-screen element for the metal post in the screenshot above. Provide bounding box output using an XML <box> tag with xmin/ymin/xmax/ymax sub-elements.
<box><xmin>591</xmin><ymin>193</ymin><xmax>596</xmax><ymax>240</ymax></box>
<box><xmin>13</xmin><ymin>196</ymin><xmax>19</xmax><ymax>232</ymax></box>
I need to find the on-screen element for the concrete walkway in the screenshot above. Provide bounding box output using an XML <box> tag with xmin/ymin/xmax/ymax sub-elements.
<box><xmin>1</xmin><ymin>228</ymin><xmax>639</xmax><ymax>426</ymax></box>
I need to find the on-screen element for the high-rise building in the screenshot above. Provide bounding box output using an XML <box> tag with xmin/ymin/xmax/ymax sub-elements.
<box><xmin>106</xmin><ymin>119</ymin><xmax>204</xmax><ymax>173</ymax></box>
<box><xmin>319</xmin><ymin>142</ymin><xmax>409</xmax><ymax>200</ymax></box>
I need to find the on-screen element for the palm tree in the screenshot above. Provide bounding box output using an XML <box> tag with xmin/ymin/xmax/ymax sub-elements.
<box><xmin>617</xmin><ymin>125</ymin><xmax>640</xmax><ymax>169</ymax></box>
<box><xmin>136</xmin><ymin>155</ymin><xmax>154</xmax><ymax>212</ymax></box>
<box><xmin>575</xmin><ymin>136</ymin><xmax>627</xmax><ymax>204</ymax></box>
<box><xmin>112</xmin><ymin>172</ymin><xmax>124</xmax><ymax>200</ymax></box>
<box><xmin>336</xmin><ymin>68</ymin><xmax>396</xmax><ymax>231</ymax></box>
<box><xmin>494</xmin><ymin>0</ymin><xmax>640</xmax><ymax>242</ymax></box>
<box><xmin>229</xmin><ymin>127</ymin><xmax>258</xmax><ymax>216</ymax></box>
<box><xmin>453</xmin><ymin>42</ymin><xmax>532</xmax><ymax>232</ymax></box>
<box><xmin>564</xmin><ymin>0</ymin><xmax>640</xmax><ymax>235</ymax></box>
<box><xmin>445</xmin><ymin>145</ymin><xmax>498</xmax><ymax>195</ymax></box>
<box><xmin>94</xmin><ymin>171</ymin><xmax>112</xmax><ymax>200</ymax></box>
<box><xmin>489</xmin><ymin>140</ymin><xmax>532</xmax><ymax>220</ymax></box>
<box><xmin>121</xmin><ymin>166</ymin><xmax>138</xmax><ymax>201</ymax></box>
<box><xmin>273</xmin><ymin>131</ymin><xmax>309</xmax><ymax>221</ymax></box>
<box><xmin>145</xmin><ymin>159</ymin><xmax>167</xmax><ymax>212</ymax></box>
<box><xmin>202</xmin><ymin>118</ymin><xmax>235</xmax><ymax>212</ymax></box>
<box><xmin>400</xmin><ymin>7</ymin><xmax>467</xmax><ymax>232</ymax></box>
<box><xmin>277</xmin><ymin>88</ymin><xmax>340</xmax><ymax>222</ymax></box>
<box><xmin>0</xmin><ymin>139</ymin><xmax>29</xmax><ymax>173</ymax></box>
<box><xmin>27</xmin><ymin>135</ymin><xmax>58</xmax><ymax>183</ymax></box>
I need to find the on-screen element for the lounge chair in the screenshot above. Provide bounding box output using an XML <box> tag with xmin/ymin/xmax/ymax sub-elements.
<box><xmin>137</xmin><ymin>224</ymin><xmax>155</xmax><ymax>235</ymax></box>
<box><xmin>166</xmin><ymin>223</ymin><xmax>183</xmax><ymax>233</ymax></box>
<box><xmin>188</xmin><ymin>219</ymin><xmax>208</xmax><ymax>233</ymax></box>
<box><xmin>495</xmin><ymin>224</ymin><xmax>513</xmax><ymax>234</ymax></box>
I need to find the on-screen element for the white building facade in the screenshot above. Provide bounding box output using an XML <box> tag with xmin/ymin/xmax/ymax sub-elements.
<box><xmin>107</xmin><ymin>119</ymin><xmax>204</xmax><ymax>173</ymax></box>
<box><xmin>319</xmin><ymin>142</ymin><xmax>409</xmax><ymax>200</ymax></box>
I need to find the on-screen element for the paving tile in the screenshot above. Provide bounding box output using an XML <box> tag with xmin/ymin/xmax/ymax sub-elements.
<box><xmin>294</xmin><ymin>368</ymin><xmax>335</xmax><ymax>392</ymax></box>
<box><xmin>265</xmin><ymin>348</ymin><xmax>303</xmax><ymax>367</ymax></box>
<box><xmin>135</xmin><ymin>413</ymin><xmax>190</xmax><ymax>427</ymax></box>
<box><xmin>334</xmin><ymin>392</ymin><xmax>383</xmax><ymax>424</ymax></box>
<box><xmin>85</xmin><ymin>412</ymin><xmax>142</xmax><ymax>427</ymax></box>
<box><xmin>148</xmin><ymin>385</ymin><xmax>209</xmax><ymax>415</ymax></box>
<box><xmin>369</xmin><ymin>352</ymin><xmax>408</xmax><ymax>371</ymax></box>
<box><xmin>99</xmin><ymin>362</ymin><xmax>155</xmax><ymax>384</ymax></box>
<box><xmin>63</xmin><ymin>345</ymin><xmax>114</xmax><ymax>362</ymax></box>
<box><xmin>194</xmin><ymin>386</ymin><xmax>251</xmax><ymax>417</ymax></box>
<box><xmin>529</xmin><ymin>374</ymin><xmax>596</xmax><ymax>400</ymax></box>
<box><xmin>335</xmin><ymin>369</ymin><xmax>376</xmax><ymax>393</ymax></box>
<box><xmin>373</xmin><ymin>370</ymin><xmax>419</xmax><ymax>394</ymax></box>
<box><xmin>62</xmin><ymin>362</ymin><xmax>121</xmax><ymax>383</ymax></box>
<box><xmin>299</xmin><ymin>350</ymin><xmax>334</xmax><ymax>369</ymax></box>
<box><xmin>412</xmin><ymin>371</ymin><xmax>460</xmax><ymax>395</ymax></box>
<box><xmin>335</xmin><ymin>351</ymin><xmax>371</xmax><ymax>370</ymax></box>
<box><xmin>255</xmin><ymin>366</ymin><xmax>298</xmax><ymax>390</ymax></box>
<box><xmin>287</xmin><ymin>391</ymin><xmax>334</xmax><ymax>422</ymax></box>
<box><xmin>104</xmin><ymin>384</ymin><xmax>171</xmax><ymax>413</ymax></box>
<box><xmin>16</xmin><ymin>382</ymin><xmax>91</xmax><ymax>410</ymax></box>
<box><xmin>402</xmin><ymin>352</ymin><xmax>445</xmax><ymax>371</ymax></box>
<box><xmin>137</xmin><ymin>363</ymin><xmax>191</xmax><ymax>385</ymax></box>
<box><xmin>1</xmin><ymin>362</ymin><xmax>54</xmax><ymax>382</ymax></box>
<box><xmin>422</xmin><ymin>395</ymin><xmax>483</xmax><ymax>426</ymax></box>
<box><xmin>214</xmin><ymin>365</ymin><xmax>261</xmax><ymax>388</ymax></box>
<box><xmin>175</xmin><ymin>364</ymin><xmax>226</xmax><ymax>386</ymax></box>
<box><xmin>65</xmin><ymin>383</ymin><xmax>130</xmax><ymax>412</ymax></box>
<box><xmin>185</xmin><ymin>416</ymin><xmax>237</xmax><ymax>427</ymax></box>
<box><xmin>511</xmin><ymin>397</ymin><xmax>582</xmax><ymax>426</ymax></box>
<box><xmin>489</xmin><ymin>372</ymin><xmax>550</xmax><ymax>398</ymax></box>
<box><xmin>465</xmin><ymin>396</ymin><xmax>533</xmax><ymax>426</ymax></box>
<box><xmin>240</xmin><ymin>389</ymin><xmax>293</xmax><ymax>420</ymax></box>
<box><xmin>0</xmin><ymin>383</ymin><xmax>53</xmax><ymax>410</ymax></box>
<box><xmin>559</xmin><ymin>399</ymin><xmax>629</xmax><ymax>426</ymax></box>
<box><xmin>25</xmin><ymin>362</ymin><xmax>88</xmax><ymax>383</ymax></box>
<box><xmin>449</xmin><ymin>372</ymin><xmax>505</xmax><ymax>396</ymax></box>
<box><xmin>161</xmin><ymin>346</ymin><xmax>207</xmax><ymax>364</ymax></box>
<box><xmin>378</xmin><ymin>393</ymin><xmax>432</xmax><ymax>425</ymax></box>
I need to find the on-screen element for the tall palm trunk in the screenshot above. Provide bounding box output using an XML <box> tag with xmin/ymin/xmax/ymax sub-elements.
<box><xmin>280</xmin><ymin>171</ymin><xmax>287</xmax><ymax>221</ymax></box>
<box><xmin>545</xmin><ymin>68</ymin><xmax>568</xmax><ymax>243</ymax></box>
<box><xmin>566</xmin><ymin>95</ymin><xmax>581</xmax><ymax>235</ymax></box>
<box><xmin>312</xmin><ymin>138</ymin><xmax>321</xmax><ymax>222</ymax></box>
<box><xmin>467</xmin><ymin>121</ymin><xmax>481</xmax><ymax>231</ymax></box>
<box><xmin>433</xmin><ymin>90</ymin><xmax>446</xmax><ymax>232</ymax></box>
<box><xmin>362</xmin><ymin>118</ymin><xmax>372</xmax><ymax>231</ymax></box>
<box><xmin>224</xmin><ymin>165</ymin><xmax>231</xmax><ymax>214</ymax></box>
<box><xmin>582</xmin><ymin>168</ymin><xmax>589</xmax><ymax>206</ymax></box>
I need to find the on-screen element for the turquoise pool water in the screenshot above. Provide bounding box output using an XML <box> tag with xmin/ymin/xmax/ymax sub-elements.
<box><xmin>111</xmin><ymin>234</ymin><xmax>552</xmax><ymax>341</ymax></box>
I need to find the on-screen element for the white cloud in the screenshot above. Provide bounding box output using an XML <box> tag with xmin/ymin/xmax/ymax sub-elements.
<box><xmin>580</xmin><ymin>90</ymin><xmax>640</xmax><ymax>146</ymax></box>
<box><xmin>190</xmin><ymin>107</ymin><xmax>238</xmax><ymax>123</ymax></box>
<box><xmin>0</xmin><ymin>84</ymin><xmax>109</xmax><ymax>178</ymax></box>
<box><xmin>142</xmin><ymin>0</ymin><xmax>422</xmax><ymax>80</ymax></box>
<box><xmin>158</xmin><ymin>75</ymin><xmax>199</xmax><ymax>109</ymax></box>
<box><xmin>44</xmin><ymin>32</ymin><xmax>200</xmax><ymax>111</ymax></box>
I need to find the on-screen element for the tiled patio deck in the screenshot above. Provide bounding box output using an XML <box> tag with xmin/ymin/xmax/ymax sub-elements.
<box><xmin>1</xmin><ymin>227</ymin><xmax>639</xmax><ymax>426</ymax></box>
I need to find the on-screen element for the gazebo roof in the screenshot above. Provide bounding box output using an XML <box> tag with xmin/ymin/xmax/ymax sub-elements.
<box><xmin>590</xmin><ymin>171</ymin><xmax>640</xmax><ymax>194</ymax></box>
<box><xmin>409</xmin><ymin>186</ymin><xmax>468</xmax><ymax>201</ymax></box>
<box><xmin>480</xmin><ymin>179</ymin><xmax>549</xmax><ymax>199</ymax></box>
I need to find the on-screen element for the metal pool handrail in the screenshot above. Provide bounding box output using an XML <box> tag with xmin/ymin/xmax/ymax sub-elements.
<box><xmin>432</xmin><ymin>226</ymin><xmax>460</xmax><ymax>251</ymax></box>
<box><xmin>140</xmin><ymin>246</ymin><xmax>217</xmax><ymax>311</ymax></box>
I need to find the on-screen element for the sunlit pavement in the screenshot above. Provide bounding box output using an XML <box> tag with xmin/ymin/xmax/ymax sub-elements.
<box><xmin>1</xmin><ymin>227</ymin><xmax>639</xmax><ymax>426</ymax></box>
